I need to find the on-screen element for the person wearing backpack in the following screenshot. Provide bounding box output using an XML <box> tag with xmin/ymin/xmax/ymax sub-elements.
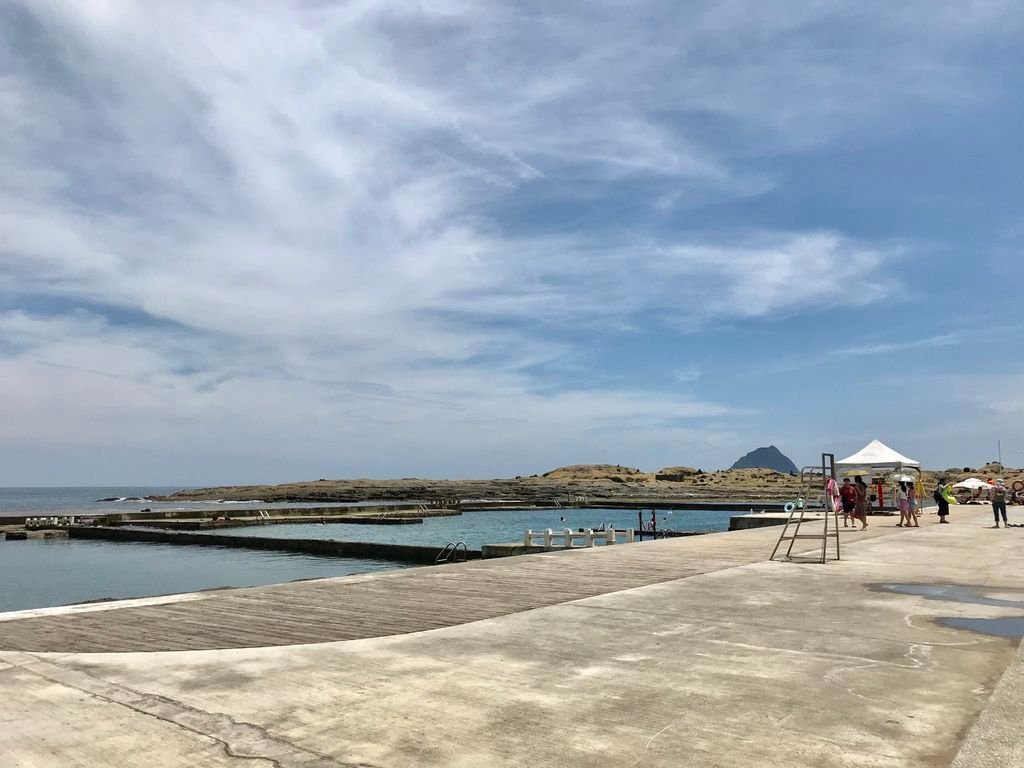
<box><xmin>992</xmin><ymin>480</ymin><xmax>1009</xmax><ymax>528</ymax></box>
<box><xmin>934</xmin><ymin>480</ymin><xmax>951</xmax><ymax>523</ymax></box>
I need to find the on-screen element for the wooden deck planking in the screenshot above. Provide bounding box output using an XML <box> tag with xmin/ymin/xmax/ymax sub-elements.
<box><xmin>0</xmin><ymin>524</ymin><xmax>894</xmax><ymax>653</ymax></box>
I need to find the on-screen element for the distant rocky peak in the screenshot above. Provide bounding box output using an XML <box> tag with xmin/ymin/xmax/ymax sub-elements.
<box><xmin>730</xmin><ymin>445</ymin><xmax>798</xmax><ymax>474</ymax></box>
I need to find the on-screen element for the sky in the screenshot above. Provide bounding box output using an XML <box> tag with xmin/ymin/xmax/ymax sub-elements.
<box><xmin>1</xmin><ymin>1</ymin><xmax>1022</xmax><ymax>486</ymax></box>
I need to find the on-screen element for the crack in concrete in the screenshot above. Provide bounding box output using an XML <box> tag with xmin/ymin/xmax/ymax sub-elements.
<box><xmin>822</xmin><ymin>661</ymin><xmax>886</xmax><ymax>704</ymax></box>
<box><xmin>17</xmin><ymin>657</ymin><xmax>382</xmax><ymax>768</ymax></box>
<box><xmin>904</xmin><ymin>642</ymin><xmax>931</xmax><ymax>671</ymax></box>
<box><xmin>628</xmin><ymin>720</ymin><xmax>676</xmax><ymax>767</ymax></box>
<box><xmin>903</xmin><ymin>613</ymin><xmax>987</xmax><ymax>647</ymax></box>
<box><xmin>580</xmin><ymin>602</ymin><xmax>1002</xmax><ymax>657</ymax></box>
<box><xmin>696</xmin><ymin>637</ymin><xmax>935</xmax><ymax>669</ymax></box>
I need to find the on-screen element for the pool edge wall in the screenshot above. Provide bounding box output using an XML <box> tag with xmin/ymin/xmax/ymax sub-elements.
<box><xmin>67</xmin><ymin>526</ymin><xmax>482</xmax><ymax>565</ymax></box>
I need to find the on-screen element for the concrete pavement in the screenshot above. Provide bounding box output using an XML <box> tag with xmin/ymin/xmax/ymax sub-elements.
<box><xmin>2</xmin><ymin>506</ymin><xmax>1023</xmax><ymax>767</ymax></box>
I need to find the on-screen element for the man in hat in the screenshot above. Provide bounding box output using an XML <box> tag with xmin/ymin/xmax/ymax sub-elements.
<box><xmin>992</xmin><ymin>480</ymin><xmax>1009</xmax><ymax>528</ymax></box>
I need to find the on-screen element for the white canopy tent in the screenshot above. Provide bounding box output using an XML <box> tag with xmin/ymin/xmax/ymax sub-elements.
<box><xmin>836</xmin><ymin>439</ymin><xmax>920</xmax><ymax>472</ymax></box>
<box><xmin>834</xmin><ymin>440</ymin><xmax>923</xmax><ymax>513</ymax></box>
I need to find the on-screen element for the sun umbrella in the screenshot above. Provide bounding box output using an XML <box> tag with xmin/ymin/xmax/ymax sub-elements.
<box><xmin>952</xmin><ymin>478</ymin><xmax>990</xmax><ymax>490</ymax></box>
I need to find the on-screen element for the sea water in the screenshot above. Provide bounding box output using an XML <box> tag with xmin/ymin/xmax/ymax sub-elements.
<box><xmin>0</xmin><ymin>537</ymin><xmax>406</xmax><ymax>612</ymax></box>
<box><xmin>0</xmin><ymin>486</ymin><xmax>403</xmax><ymax>517</ymax></box>
<box><xmin>0</xmin><ymin>491</ymin><xmax>739</xmax><ymax>612</ymax></box>
<box><xmin>204</xmin><ymin>506</ymin><xmax>737</xmax><ymax>549</ymax></box>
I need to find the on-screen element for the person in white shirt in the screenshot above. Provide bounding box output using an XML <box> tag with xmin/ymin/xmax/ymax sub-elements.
<box><xmin>895</xmin><ymin>482</ymin><xmax>913</xmax><ymax>527</ymax></box>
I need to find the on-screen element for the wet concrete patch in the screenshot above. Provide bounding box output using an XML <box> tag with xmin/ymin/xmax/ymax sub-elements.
<box><xmin>872</xmin><ymin>583</ymin><xmax>1024</xmax><ymax>638</ymax></box>
<box><xmin>938</xmin><ymin>616</ymin><xmax>1024</xmax><ymax>638</ymax></box>
<box><xmin>874</xmin><ymin>583</ymin><xmax>1024</xmax><ymax>610</ymax></box>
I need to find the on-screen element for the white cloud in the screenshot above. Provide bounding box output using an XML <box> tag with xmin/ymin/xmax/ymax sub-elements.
<box><xmin>951</xmin><ymin>374</ymin><xmax>1024</xmax><ymax>419</ymax></box>
<box><xmin>673</xmin><ymin>366</ymin><xmax>702</xmax><ymax>385</ymax></box>
<box><xmin>832</xmin><ymin>333</ymin><xmax>964</xmax><ymax>357</ymax></box>
<box><xmin>0</xmin><ymin>0</ymin><xmax>1017</xmax><ymax>481</ymax></box>
<box><xmin>649</xmin><ymin>232</ymin><xmax>899</xmax><ymax>320</ymax></box>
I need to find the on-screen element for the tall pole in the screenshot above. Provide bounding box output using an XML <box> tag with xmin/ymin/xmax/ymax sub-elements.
<box><xmin>999</xmin><ymin>439</ymin><xmax>1002</xmax><ymax>466</ymax></box>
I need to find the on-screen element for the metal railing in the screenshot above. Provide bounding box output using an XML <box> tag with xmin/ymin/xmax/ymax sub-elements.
<box><xmin>435</xmin><ymin>541</ymin><xmax>469</xmax><ymax>564</ymax></box>
<box><xmin>25</xmin><ymin>516</ymin><xmax>76</xmax><ymax>529</ymax></box>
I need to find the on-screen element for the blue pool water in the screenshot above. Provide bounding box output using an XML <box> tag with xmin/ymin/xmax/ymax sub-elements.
<box><xmin>206</xmin><ymin>506</ymin><xmax>737</xmax><ymax>549</ymax></box>
<box><xmin>0</xmin><ymin>538</ymin><xmax>406</xmax><ymax>613</ymax></box>
<box><xmin>0</xmin><ymin>505</ymin><xmax>740</xmax><ymax>612</ymax></box>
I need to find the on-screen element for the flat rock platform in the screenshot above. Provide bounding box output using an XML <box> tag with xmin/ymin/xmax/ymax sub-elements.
<box><xmin>2</xmin><ymin>506</ymin><xmax>1023</xmax><ymax>767</ymax></box>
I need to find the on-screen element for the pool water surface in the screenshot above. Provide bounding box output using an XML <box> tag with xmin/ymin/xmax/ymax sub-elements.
<box><xmin>205</xmin><ymin>506</ymin><xmax>738</xmax><ymax>549</ymax></box>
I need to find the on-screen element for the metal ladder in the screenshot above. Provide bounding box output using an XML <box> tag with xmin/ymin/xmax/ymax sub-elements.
<box><xmin>770</xmin><ymin>453</ymin><xmax>841</xmax><ymax>564</ymax></box>
<box><xmin>435</xmin><ymin>541</ymin><xmax>468</xmax><ymax>564</ymax></box>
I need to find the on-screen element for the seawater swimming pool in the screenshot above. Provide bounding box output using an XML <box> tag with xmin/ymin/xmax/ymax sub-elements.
<box><xmin>0</xmin><ymin>538</ymin><xmax>405</xmax><ymax>613</ymax></box>
<box><xmin>204</xmin><ymin>506</ymin><xmax>739</xmax><ymax>549</ymax></box>
<box><xmin>0</xmin><ymin>507</ymin><xmax>741</xmax><ymax>613</ymax></box>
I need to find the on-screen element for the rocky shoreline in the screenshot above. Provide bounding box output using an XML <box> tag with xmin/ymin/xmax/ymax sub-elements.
<box><xmin>150</xmin><ymin>461</ymin><xmax>1024</xmax><ymax>507</ymax></box>
<box><xmin>151</xmin><ymin>466</ymin><xmax>804</xmax><ymax>505</ymax></box>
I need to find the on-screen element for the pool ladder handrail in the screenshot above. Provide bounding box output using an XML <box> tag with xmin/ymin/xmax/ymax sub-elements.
<box><xmin>435</xmin><ymin>541</ymin><xmax>468</xmax><ymax>564</ymax></box>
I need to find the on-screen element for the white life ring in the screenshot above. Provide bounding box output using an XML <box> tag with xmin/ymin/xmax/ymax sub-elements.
<box><xmin>784</xmin><ymin>502</ymin><xmax>796</xmax><ymax>513</ymax></box>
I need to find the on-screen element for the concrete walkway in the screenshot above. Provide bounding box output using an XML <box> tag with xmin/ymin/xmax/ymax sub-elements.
<box><xmin>2</xmin><ymin>507</ymin><xmax>1023</xmax><ymax>767</ymax></box>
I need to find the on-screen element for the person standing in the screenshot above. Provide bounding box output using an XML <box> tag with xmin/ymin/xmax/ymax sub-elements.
<box><xmin>992</xmin><ymin>480</ymin><xmax>1009</xmax><ymax>528</ymax></box>
<box><xmin>895</xmin><ymin>482</ymin><xmax>911</xmax><ymax>527</ymax></box>
<box><xmin>942</xmin><ymin>482</ymin><xmax>957</xmax><ymax>513</ymax></box>
<box><xmin>908</xmin><ymin>483</ymin><xmax>920</xmax><ymax>527</ymax></box>
<box><xmin>854</xmin><ymin>475</ymin><xmax>869</xmax><ymax>530</ymax></box>
<box><xmin>839</xmin><ymin>478</ymin><xmax>857</xmax><ymax>527</ymax></box>
<box><xmin>934</xmin><ymin>479</ymin><xmax>951</xmax><ymax>523</ymax></box>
